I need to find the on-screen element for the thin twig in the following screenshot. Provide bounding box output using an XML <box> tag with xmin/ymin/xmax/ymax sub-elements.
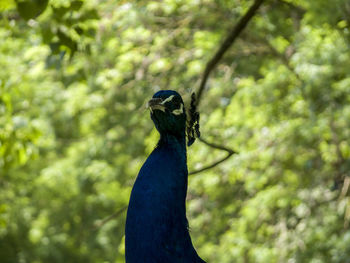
<box><xmin>189</xmin><ymin>151</ymin><xmax>234</xmax><ymax>175</ymax></box>
<box><xmin>191</xmin><ymin>1</ymin><xmax>265</xmax><ymax>173</ymax></box>
<box><xmin>195</xmin><ymin>0</ymin><xmax>266</xmax><ymax>107</ymax></box>
<box><xmin>262</xmin><ymin>39</ymin><xmax>303</xmax><ymax>81</ymax></box>
<box><xmin>189</xmin><ymin>137</ymin><xmax>237</xmax><ymax>175</ymax></box>
<box><xmin>260</xmin><ymin>38</ymin><xmax>309</xmax><ymax>100</ymax></box>
<box><xmin>198</xmin><ymin>137</ymin><xmax>237</xmax><ymax>154</ymax></box>
<box><xmin>93</xmin><ymin>206</ymin><xmax>128</xmax><ymax>230</ymax></box>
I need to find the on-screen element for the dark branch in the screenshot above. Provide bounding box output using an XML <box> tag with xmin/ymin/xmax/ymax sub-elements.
<box><xmin>189</xmin><ymin>151</ymin><xmax>234</xmax><ymax>175</ymax></box>
<box><xmin>93</xmin><ymin>206</ymin><xmax>127</xmax><ymax>230</ymax></box>
<box><xmin>195</xmin><ymin>0</ymin><xmax>266</xmax><ymax>107</ymax></box>
<box><xmin>198</xmin><ymin>137</ymin><xmax>236</xmax><ymax>154</ymax></box>
<box><xmin>190</xmin><ymin>0</ymin><xmax>265</xmax><ymax>173</ymax></box>
<box><xmin>189</xmin><ymin>137</ymin><xmax>237</xmax><ymax>175</ymax></box>
<box><xmin>262</xmin><ymin>39</ymin><xmax>302</xmax><ymax>81</ymax></box>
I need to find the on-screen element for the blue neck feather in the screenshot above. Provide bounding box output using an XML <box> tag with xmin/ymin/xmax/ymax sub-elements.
<box><xmin>125</xmin><ymin>91</ymin><xmax>205</xmax><ymax>262</ymax></box>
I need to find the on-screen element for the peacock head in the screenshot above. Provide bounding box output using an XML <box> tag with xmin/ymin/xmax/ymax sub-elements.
<box><xmin>147</xmin><ymin>90</ymin><xmax>200</xmax><ymax>146</ymax></box>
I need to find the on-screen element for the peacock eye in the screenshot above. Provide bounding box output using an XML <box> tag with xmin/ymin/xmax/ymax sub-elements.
<box><xmin>172</xmin><ymin>96</ymin><xmax>181</xmax><ymax>105</ymax></box>
<box><xmin>173</xmin><ymin>100</ymin><xmax>180</xmax><ymax>108</ymax></box>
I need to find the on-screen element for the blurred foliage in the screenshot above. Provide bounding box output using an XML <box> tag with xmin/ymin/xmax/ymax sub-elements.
<box><xmin>1</xmin><ymin>0</ymin><xmax>350</xmax><ymax>262</ymax></box>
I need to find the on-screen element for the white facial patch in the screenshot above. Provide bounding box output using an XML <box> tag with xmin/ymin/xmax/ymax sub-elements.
<box><xmin>150</xmin><ymin>105</ymin><xmax>166</xmax><ymax>112</ymax></box>
<box><xmin>172</xmin><ymin>103</ymin><xmax>184</xmax><ymax>115</ymax></box>
<box><xmin>161</xmin><ymin>95</ymin><xmax>175</xmax><ymax>105</ymax></box>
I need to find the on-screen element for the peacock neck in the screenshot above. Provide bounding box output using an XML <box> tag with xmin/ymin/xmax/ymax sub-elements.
<box><xmin>157</xmin><ymin>132</ymin><xmax>188</xmax><ymax>204</ymax></box>
<box><xmin>158</xmin><ymin>132</ymin><xmax>187</xmax><ymax>159</ymax></box>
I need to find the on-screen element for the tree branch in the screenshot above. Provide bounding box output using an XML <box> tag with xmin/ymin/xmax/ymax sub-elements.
<box><xmin>92</xmin><ymin>206</ymin><xmax>127</xmax><ymax>230</ymax></box>
<box><xmin>190</xmin><ymin>0</ymin><xmax>265</xmax><ymax>173</ymax></box>
<box><xmin>198</xmin><ymin>137</ymin><xmax>237</xmax><ymax>154</ymax></box>
<box><xmin>195</xmin><ymin>0</ymin><xmax>266</xmax><ymax>107</ymax></box>
<box><xmin>189</xmin><ymin>137</ymin><xmax>237</xmax><ymax>175</ymax></box>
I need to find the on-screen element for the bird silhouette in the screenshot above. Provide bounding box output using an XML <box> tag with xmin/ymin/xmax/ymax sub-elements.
<box><xmin>125</xmin><ymin>90</ymin><xmax>205</xmax><ymax>263</ymax></box>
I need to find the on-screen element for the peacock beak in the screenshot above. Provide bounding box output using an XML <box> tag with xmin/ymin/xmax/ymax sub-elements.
<box><xmin>147</xmin><ymin>98</ymin><xmax>166</xmax><ymax>113</ymax></box>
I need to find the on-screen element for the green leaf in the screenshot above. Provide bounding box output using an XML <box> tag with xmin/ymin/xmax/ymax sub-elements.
<box><xmin>15</xmin><ymin>0</ymin><xmax>49</xmax><ymax>20</ymax></box>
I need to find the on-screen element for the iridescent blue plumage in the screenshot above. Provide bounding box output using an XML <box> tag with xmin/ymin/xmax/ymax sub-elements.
<box><xmin>125</xmin><ymin>90</ymin><xmax>205</xmax><ymax>263</ymax></box>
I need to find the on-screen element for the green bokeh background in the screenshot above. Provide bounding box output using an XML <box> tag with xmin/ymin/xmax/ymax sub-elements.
<box><xmin>1</xmin><ymin>0</ymin><xmax>350</xmax><ymax>262</ymax></box>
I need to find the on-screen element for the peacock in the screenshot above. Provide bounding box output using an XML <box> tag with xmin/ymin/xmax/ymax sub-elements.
<box><xmin>125</xmin><ymin>90</ymin><xmax>205</xmax><ymax>262</ymax></box>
